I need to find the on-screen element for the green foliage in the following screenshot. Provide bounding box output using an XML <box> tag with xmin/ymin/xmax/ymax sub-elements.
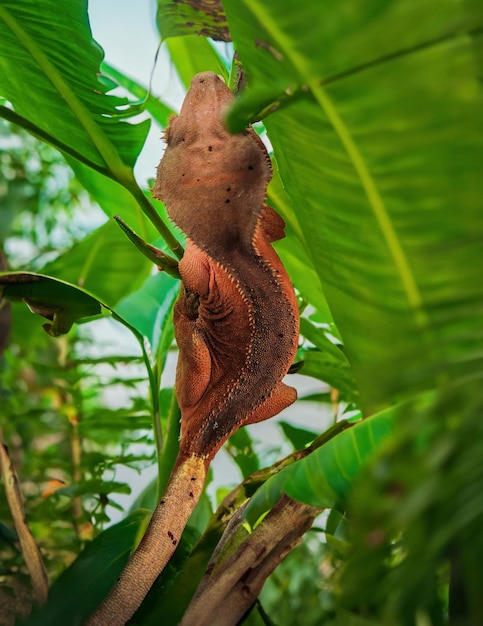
<box><xmin>0</xmin><ymin>0</ymin><xmax>148</xmax><ymax>172</ymax></box>
<box><xmin>339</xmin><ymin>382</ymin><xmax>483</xmax><ymax>625</ymax></box>
<box><xmin>0</xmin><ymin>273</ymin><xmax>109</xmax><ymax>336</ymax></box>
<box><xmin>0</xmin><ymin>0</ymin><xmax>481</xmax><ymax>624</ymax></box>
<box><xmin>257</xmin><ymin>536</ymin><xmax>328</xmax><ymax>626</ymax></box>
<box><xmin>244</xmin><ymin>408</ymin><xmax>394</xmax><ymax>526</ymax></box>
<box><xmin>21</xmin><ymin>510</ymin><xmax>151</xmax><ymax>626</ymax></box>
<box><xmin>224</xmin><ymin>0</ymin><xmax>483</xmax><ymax>411</ymax></box>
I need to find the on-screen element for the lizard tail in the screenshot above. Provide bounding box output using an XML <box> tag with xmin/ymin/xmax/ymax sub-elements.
<box><xmin>84</xmin><ymin>455</ymin><xmax>207</xmax><ymax>626</ymax></box>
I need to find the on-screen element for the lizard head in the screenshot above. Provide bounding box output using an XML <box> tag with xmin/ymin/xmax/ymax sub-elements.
<box><xmin>180</xmin><ymin>72</ymin><xmax>233</xmax><ymax>130</ymax></box>
<box><xmin>153</xmin><ymin>72</ymin><xmax>272</xmax><ymax>258</ymax></box>
<box><xmin>162</xmin><ymin>72</ymin><xmax>234</xmax><ymax>147</ymax></box>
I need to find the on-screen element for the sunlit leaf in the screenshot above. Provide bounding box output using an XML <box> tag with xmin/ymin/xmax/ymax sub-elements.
<box><xmin>244</xmin><ymin>406</ymin><xmax>395</xmax><ymax>527</ymax></box>
<box><xmin>225</xmin><ymin>0</ymin><xmax>483</xmax><ymax>411</ymax></box>
<box><xmin>0</xmin><ymin>0</ymin><xmax>181</xmax><ymax>255</ymax></box>
<box><xmin>0</xmin><ymin>0</ymin><xmax>149</xmax><ymax>174</ymax></box>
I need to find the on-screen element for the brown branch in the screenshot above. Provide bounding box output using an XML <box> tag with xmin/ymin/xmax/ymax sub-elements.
<box><xmin>85</xmin><ymin>455</ymin><xmax>208</xmax><ymax>626</ymax></box>
<box><xmin>0</xmin><ymin>430</ymin><xmax>49</xmax><ymax>605</ymax></box>
<box><xmin>180</xmin><ymin>495</ymin><xmax>320</xmax><ymax>626</ymax></box>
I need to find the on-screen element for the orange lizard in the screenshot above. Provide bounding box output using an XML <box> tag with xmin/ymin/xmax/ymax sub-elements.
<box><xmin>86</xmin><ymin>72</ymin><xmax>299</xmax><ymax>625</ymax></box>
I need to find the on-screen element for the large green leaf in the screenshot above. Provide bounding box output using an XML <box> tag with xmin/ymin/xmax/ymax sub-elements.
<box><xmin>0</xmin><ymin>0</ymin><xmax>148</xmax><ymax>175</ymax></box>
<box><xmin>244</xmin><ymin>406</ymin><xmax>396</xmax><ymax>527</ymax></box>
<box><xmin>21</xmin><ymin>510</ymin><xmax>150</xmax><ymax>626</ymax></box>
<box><xmin>0</xmin><ymin>0</ymin><xmax>181</xmax><ymax>257</ymax></box>
<box><xmin>224</xmin><ymin>0</ymin><xmax>483</xmax><ymax>411</ymax></box>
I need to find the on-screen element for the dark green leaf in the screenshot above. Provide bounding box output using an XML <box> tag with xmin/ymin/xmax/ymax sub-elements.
<box><xmin>0</xmin><ymin>272</ymin><xmax>108</xmax><ymax>336</ymax></box>
<box><xmin>227</xmin><ymin>428</ymin><xmax>260</xmax><ymax>478</ymax></box>
<box><xmin>157</xmin><ymin>0</ymin><xmax>230</xmax><ymax>42</ymax></box>
<box><xmin>21</xmin><ymin>510</ymin><xmax>151</xmax><ymax>626</ymax></box>
<box><xmin>225</xmin><ymin>0</ymin><xmax>483</xmax><ymax>411</ymax></box>
<box><xmin>55</xmin><ymin>480</ymin><xmax>131</xmax><ymax>498</ymax></box>
<box><xmin>279</xmin><ymin>421</ymin><xmax>317</xmax><ymax>450</ymax></box>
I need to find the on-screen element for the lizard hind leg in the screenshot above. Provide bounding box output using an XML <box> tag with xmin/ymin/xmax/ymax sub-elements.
<box><xmin>244</xmin><ymin>382</ymin><xmax>297</xmax><ymax>427</ymax></box>
<box><xmin>173</xmin><ymin>308</ymin><xmax>212</xmax><ymax>412</ymax></box>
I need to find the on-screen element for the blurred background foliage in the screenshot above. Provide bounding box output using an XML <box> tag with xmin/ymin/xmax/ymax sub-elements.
<box><xmin>1</xmin><ymin>0</ymin><xmax>482</xmax><ymax>625</ymax></box>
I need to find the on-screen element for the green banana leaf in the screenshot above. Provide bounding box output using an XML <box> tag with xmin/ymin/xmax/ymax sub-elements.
<box><xmin>224</xmin><ymin>0</ymin><xmax>483</xmax><ymax>412</ymax></box>
<box><xmin>0</xmin><ymin>0</ymin><xmax>180</xmax><ymax>255</ymax></box>
<box><xmin>0</xmin><ymin>0</ymin><xmax>148</xmax><ymax>176</ymax></box>
<box><xmin>0</xmin><ymin>272</ymin><xmax>110</xmax><ymax>337</ymax></box>
<box><xmin>20</xmin><ymin>510</ymin><xmax>151</xmax><ymax>626</ymax></box>
<box><xmin>244</xmin><ymin>406</ymin><xmax>395</xmax><ymax>527</ymax></box>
